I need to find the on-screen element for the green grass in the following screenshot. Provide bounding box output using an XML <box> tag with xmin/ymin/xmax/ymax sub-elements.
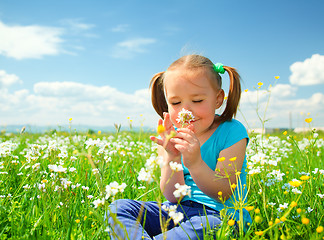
<box><xmin>0</xmin><ymin>127</ymin><xmax>323</xmax><ymax>239</ymax></box>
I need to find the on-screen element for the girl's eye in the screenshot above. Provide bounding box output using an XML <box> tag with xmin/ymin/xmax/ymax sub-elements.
<box><xmin>171</xmin><ymin>102</ymin><xmax>180</xmax><ymax>105</ymax></box>
<box><xmin>193</xmin><ymin>100</ymin><xmax>203</xmax><ymax>103</ymax></box>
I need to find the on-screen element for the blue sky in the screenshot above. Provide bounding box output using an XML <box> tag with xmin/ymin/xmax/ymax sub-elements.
<box><xmin>0</xmin><ymin>0</ymin><xmax>323</xmax><ymax>130</ymax></box>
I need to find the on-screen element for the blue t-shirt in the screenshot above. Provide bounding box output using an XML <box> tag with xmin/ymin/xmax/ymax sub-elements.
<box><xmin>181</xmin><ymin>119</ymin><xmax>252</xmax><ymax>227</ymax></box>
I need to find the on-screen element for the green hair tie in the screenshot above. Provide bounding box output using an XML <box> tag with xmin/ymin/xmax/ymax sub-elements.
<box><xmin>213</xmin><ymin>63</ymin><xmax>225</xmax><ymax>74</ymax></box>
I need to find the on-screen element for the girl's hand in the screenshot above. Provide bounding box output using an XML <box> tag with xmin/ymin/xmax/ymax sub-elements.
<box><xmin>169</xmin><ymin>124</ymin><xmax>202</xmax><ymax>169</ymax></box>
<box><xmin>150</xmin><ymin>112</ymin><xmax>181</xmax><ymax>158</ymax></box>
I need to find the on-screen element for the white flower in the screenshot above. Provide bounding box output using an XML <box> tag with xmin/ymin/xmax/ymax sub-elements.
<box><xmin>105</xmin><ymin>181</ymin><xmax>127</xmax><ymax>200</ymax></box>
<box><xmin>48</xmin><ymin>164</ymin><xmax>67</xmax><ymax>173</ymax></box>
<box><xmin>279</xmin><ymin>203</ymin><xmax>288</xmax><ymax>210</ymax></box>
<box><xmin>317</xmin><ymin>194</ymin><xmax>324</xmax><ymax>198</ymax></box>
<box><xmin>169</xmin><ymin>211</ymin><xmax>184</xmax><ymax>225</ymax></box>
<box><xmin>87</xmin><ymin>195</ymin><xmax>94</xmax><ymax>199</ymax></box>
<box><xmin>92</xmin><ymin>198</ymin><xmax>105</xmax><ymax>208</ymax></box>
<box><xmin>169</xmin><ymin>161</ymin><xmax>183</xmax><ymax>172</ymax></box>
<box><xmin>291</xmin><ymin>188</ymin><xmax>302</xmax><ymax>194</ymax></box>
<box><xmin>173</xmin><ymin>183</ymin><xmax>191</xmax><ymax>198</ymax></box>
<box><xmin>176</xmin><ymin>108</ymin><xmax>195</xmax><ymax>127</ymax></box>
<box><xmin>92</xmin><ymin>168</ymin><xmax>100</xmax><ymax>175</ymax></box>
<box><xmin>137</xmin><ymin>168</ymin><xmax>153</xmax><ymax>183</ymax></box>
<box><xmin>306</xmin><ymin>207</ymin><xmax>313</xmax><ymax>213</ymax></box>
<box><xmin>69</xmin><ymin>167</ymin><xmax>77</xmax><ymax>172</ymax></box>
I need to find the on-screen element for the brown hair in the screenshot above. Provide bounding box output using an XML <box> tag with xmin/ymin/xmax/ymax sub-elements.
<box><xmin>149</xmin><ymin>54</ymin><xmax>241</xmax><ymax>123</ymax></box>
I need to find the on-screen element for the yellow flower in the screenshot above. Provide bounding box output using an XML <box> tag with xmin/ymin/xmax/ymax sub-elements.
<box><xmin>218</xmin><ymin>191</ymin><xmax>222</xmax><ymax>196</ymax></box>
<box><xmin>218</xmin><ymin>157</ymin><xmax>225</xmax><ymax>162</ymax></box>
<box><xmin>275</xmin><ymin>218</ymin><xmax>281</xmax><ymax>224</ymax></box>
<box><xmin>229</xmin><ymin>157</ymin><xmax>237</xmax><ymax>162</ymax></box>
<box><xmin>228</xmin><ymin>219</ymin><xmax>235</xmax><ymax>226</ymax></box>
<box><xmin>89</xmin><ymin>211</ymin><xmax>93</xmax><ymax>215</ymax></box>
<box><xmin>305</xmin><ymin>118</ymin><xmax>312</xmax><ymax>123</ymax></box>
<box><xmin>75</xmin><ymin>219</ymin><xmax>80</xmax><ymax>223</ymax></box>
<box><xmin>269</xmin><ymin>221</ymin><xmax>273</xmax><ymax>226</ymax></box>
<box><xmin>41</xmin><ymin>179</ymin><xmax>48</xmax><ymax>183</ymax></box>
<box><xmin>283</xmin><ymin>131</ymin><xmax>287</xmax><ymax>135</ymax></box>
<box><xmin>245</xmin><ymin>206</ymin><xmax>254</xmax><ymax>211</ymax></box>
<box><xmin>296</xmin><ymin>208</ymin><xmax>302</xmax><ymax>214</ymax></box>
<box><xmin>300</xmin><ymin>175</ymin><xmax>310</xmax><ymax>181</ymax></box>
<box><xmin>280</xmin><ymin>216</ymin><xmax>287</xmax><ymax>222</ymax></box>
<box><xmin>254</xmin><ymin>208</ymin><xmax>260</xmax><ymax>214</ymax></box>
<box><xmin>157</xmin><ymin>124</ymin><xmax>166</xmax><ymax>134</ymax></box>
<box><xmin>231</xmin><ymin>183</ymin><xmax>237</xmax><ymax>189</ymax></box>
<box><xmin>290</xmin><ymin>201</ymin><xmax>297</xmax><ymax>207</ymax></box>
<box><xmin>244</xmin><ymin>89</ymin><xmax>248</xmax><ymax>92</ymax></box>
<box><xmin>275</xmin><ymin>76</ymin><xmax>280</xmax><ymax>79</ymax></box>
<box><xmin>69</xmin><ymin>118</ymin><xmax>72</xmax><ymax>121</ymax></box>
<box><xmin>301</xmin><ymin>217</ymin><xmax>309</xmax><ymax>225</ymax></box>
<box><xmin>316</xmin><ymin>226</ymin><xmax>323</xmax><ymax>233</ymax></box>
<box><xmin>289</xmin><ymin>179</ymin><xmax>302</xmax><ymax>187</ymax></box>
<box><xmin>255</xmin><ymin>231</ymin><xmax>263</xmax><ymax>236</ymax></box>
<box><xmin>255</xmin><ymin>216</ymin><xmax>262</xmax><ymax>223</ymax></box>
<box><xmin>257</xmin><ymin>82</ymin><xmax>263</xmax><ymax>87</ymax></box>
<box><xmin>98</xmin><ymin>130</ymin><xmax>101</xmax><ymax>135</ymax></box>
<box><xmin>84</xmin><ymin>216</ymin><xmax>87</xmax><ymax>221</ymax></box>
<box><xmin>224</xmin><ymin>96</ymin><xmax>228</xmax><ymax>100</ymax></box>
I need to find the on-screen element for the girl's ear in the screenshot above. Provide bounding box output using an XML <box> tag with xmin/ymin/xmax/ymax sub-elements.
<box><xmin>216</xmin><ymin>89</ymin><xmax>225</xmax><ymax>108</ymax></box>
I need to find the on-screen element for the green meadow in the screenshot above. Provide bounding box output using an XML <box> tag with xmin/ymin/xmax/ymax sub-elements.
<box><xmin>0</xmin><ymin>123</ymin><xmax>323</xmax><ymax>239</ymax></box>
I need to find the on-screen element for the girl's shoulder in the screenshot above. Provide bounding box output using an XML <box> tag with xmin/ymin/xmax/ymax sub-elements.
<box><xmin>208</xmin><ymin>119</ymin><xmax>249</xmax><ymax>148</ymax></box>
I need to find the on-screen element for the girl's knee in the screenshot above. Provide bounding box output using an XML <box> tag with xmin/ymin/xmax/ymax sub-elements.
<box><xmin>109</xmin><ymin>199</ymin><xmax>133</xmax><ymax>214</ymax></box>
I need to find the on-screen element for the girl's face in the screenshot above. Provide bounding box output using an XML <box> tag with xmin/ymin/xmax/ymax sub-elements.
<box><xmin>164</xmin><ymin>67</ymin><xmax>224</xmax><ymax>136</ymax></box>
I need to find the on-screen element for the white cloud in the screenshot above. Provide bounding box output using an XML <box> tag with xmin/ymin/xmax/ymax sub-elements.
<box><xmin>0</xmin><ymin>80</ymin><xmax>158</xmax><ymax>127</ymax></box>
<box><xmin>60</xmin><ymin>18</ymin><xmax>95</xmax><ymax>31</ymax></box>
<box><xmin>111</xmin><ymin>24</ymin><xmax>130</xmax><ymax>32</ymax></box>
<box><xmin>289</xmin><ymin>54</ymin><xmax>324</xmax><ymax>86</ymax></box>
<box><xmin>238</xmin><ymin>86</ymin><xmax>324</xmax><ymax>129</ymax></box>
<box><xmin>0</xmin><ymin>21</ymin><xmax>64</xmax><ymax>59</ymax></box>
<box><xmin>0</xmin><ymin>70</ymin><xmax>22</xmax><ymax>88</ymax></box>
<box><xmin>111</xmin><ymin>38</ymin><xmax>156</xmax><ymax>59</ymax></box>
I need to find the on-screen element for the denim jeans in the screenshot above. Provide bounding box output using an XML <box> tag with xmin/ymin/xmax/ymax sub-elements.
<box><xmin>107</xmin><ymin>199</ymin><xmax>222</xmax><ymax>240</ymax></box>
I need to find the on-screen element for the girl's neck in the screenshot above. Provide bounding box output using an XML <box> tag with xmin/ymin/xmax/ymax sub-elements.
<box><xmin>197</xmin><ymin>118</ymin><xmax>220</xmax><ymax>146</ymax></box>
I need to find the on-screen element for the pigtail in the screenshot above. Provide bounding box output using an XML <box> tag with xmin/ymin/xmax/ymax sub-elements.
<box><xmin>219</xmin><ymin>66</ymin><xmax>241</xmax><ymax>122</ymax></box>
<box><xmin>149</xmin><ymin>72</ymin><xmax>168</xmax><ymax>119</ymax></box>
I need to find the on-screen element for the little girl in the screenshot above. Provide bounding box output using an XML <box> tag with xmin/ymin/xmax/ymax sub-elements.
<box><xmin>107</xmin><ymin>54</ymin><xmax>251</xmax><ymax>239</ymax></box>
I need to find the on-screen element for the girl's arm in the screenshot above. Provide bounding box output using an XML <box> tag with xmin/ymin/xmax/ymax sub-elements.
<box><xmin>150</xmin><ymin>113</ymin><xmax>185</xmax><ymax>203</ymax></box>
<box><xmin>171</xmin><ymin>127</ymin><xmax>247</xmax><ymax>201</ymax></box>
<box><xmin>157</xmin><ymin>146</ymin><xmax>185</xmax><ymax>203</ymax></box>
<box><xmin>189</xmin><ymin>139</ymin><xmax>246</xmax><ymax>201</ymax></box>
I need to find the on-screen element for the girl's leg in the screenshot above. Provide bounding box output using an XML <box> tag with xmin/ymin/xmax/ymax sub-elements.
<box><xmin>154</xmin><ymin>203</ymin><xmax>222</xmax><ymax>240</ymax></box>
<box><xmin>107</xmin><ymin>199</ymin><xmax>171</xmax><ymax>240</ymax></box>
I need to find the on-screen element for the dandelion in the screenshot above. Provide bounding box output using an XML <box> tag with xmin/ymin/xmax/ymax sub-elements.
<box><xmin>229</xmin><ymin>157</ymin><xmax>237</xmax><ymax>162</ymax></box>
<box><xmin>305</xmin><ymin>118</ymin><xmax>312</xmax><ymax>123</ymax></box>
<box><xmin>218</xmin><ymin>157</ymin><xmax>225</xmax><ymax>162</ymax></box>
<box><xmin>255</xmin><ymin>231</ymin><xmax>263</xmax><ymax>236</ymax></box>
<box><xmin>283</xmin><ymin>131</ymin><xmax>287</xmax><ymax>135</ymax></box>
<box><xmin>75</xmin><ymin>219</ymin><xmax>80</xmax><ymax>223</ymax></box>
<box><xmin>289</xmin><ymin>179</ymin><xmax>302</xmax><ymax>187</ymax></box>
<box><xmin>300</xmin><ymin>175</ymin><xmax>310</xmax><ymax>181</ymax></box>
<box><xmin>297</xmin><ymin>208</ymin><xmax>302</xmax><ymax>214</ymax></box>
<box><xmin>157</xmin><ymin>124</ymin><xmax>166</xmax><ymax>134</ymax></box>
<box><xmin>275</xmin><ymin>218</ymin><xmax>281</xmax><ymax>224</ymax></box>
<box><xmin>290</xmin><ymin>201</ymin><xmax>298</xmax><ymax>207</ymax></box>
<box><xmin>228</xmin><ymin>219</ymin><xmax>235</xmax><ymax>226</ymax></box>
<box><xmin>280</xmin><ymin>216</ymin><xmax>287</xmax><ymax>222</ymax></box>
<box><xmin>275</xmin><ymin>76</ymin><xmax>280</xmax><ymax>79</ymax></box>
<box><xmin>231</xmin><ymin>183</ymin><xmax>236</xmax><ymax>189</ymax></box>
<box><xmin>176</xmin><ymin>108</ymin><xmax>195</xmax><ymax>127</ymax></box>
<box><xmin>254</xmin><ymin>208</ymin><xmax>260</xmax><ymax>214</ymax></box>
<box><xmin>255</xmin><ymin>216</ymin><xmax>262</xmax><ymax>223</ymax></box>
<box><xmin>316</xmin><ymin>226</ymin><xmax>323</xmax><ymax>233</ymax></box>
<box><xmin>218</xmin><ymin>191</ymin><xmax>222</xmax><ymax>196</ymax></box>
<box><xmin>257</xmin><ymin>82</ymin><xmax>263</xmax><ymax>88</ymax></box>
<box><xmin>244</xmin><ymin>89</ymin><xmax>248</xmax><ymax>92</ymax></box>
<box><xmin>245</xmin><ymin>206</ymin><xmax>254</xmax><ymax>211</ymax></box>
<box><xmin>301</xmin><ymin>217</ymin><xmax>309</xmax><ymax>225</ymax></box>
